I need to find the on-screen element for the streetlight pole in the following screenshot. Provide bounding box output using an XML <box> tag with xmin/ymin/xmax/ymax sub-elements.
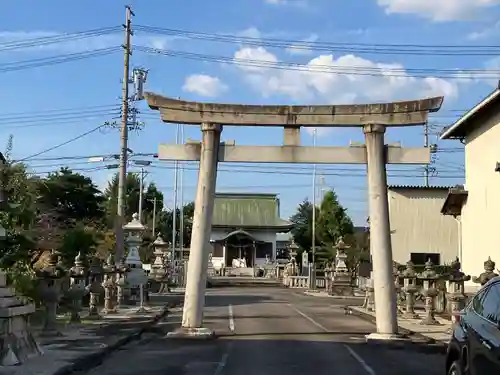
<box><xmin>311</xmin><ymin>128</ymin><xmax>317</xmax><ymax>290</ymax></box>
<box><xmin>152</xmin><ymin>196</ymin><xmax>157</xmax><ymax>237</ymax></box>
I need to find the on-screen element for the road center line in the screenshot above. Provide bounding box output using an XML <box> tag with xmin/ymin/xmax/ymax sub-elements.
<box><xmin>288</xmin><ymin>303</ymin><xmax>377</xmax><ymax>375</ymax></box>
<box><xmin>228</xmin><ymin>304</ymin><xmax>235</xmax><ymax>332</ymax></box>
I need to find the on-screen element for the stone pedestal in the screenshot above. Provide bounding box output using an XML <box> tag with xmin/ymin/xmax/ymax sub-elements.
<box><xmin>0</xmin><ymin>271</ymin><xmax>42</xmax><ymax>366</ymax></box>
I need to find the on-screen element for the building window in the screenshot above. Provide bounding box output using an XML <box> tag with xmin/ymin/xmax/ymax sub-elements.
<box><xmin>255</xmin><ymin>242</ymin><xmax>273</xmax><ymax>259</ymax></box>
<box><xmin>212</xmin><ymin>242</ymin><xmax>224</xmax><ymax>257</ymax></box>
<box><xmin>410</xmin><ymin>252</ymin><xmax>441</xmax><ymax>265</ymax></box>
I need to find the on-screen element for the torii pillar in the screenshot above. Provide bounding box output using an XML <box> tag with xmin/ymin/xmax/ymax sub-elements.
<box><xmin>146</xmin><ymin>93</ymin><xmax>444</xmax><ymax>340</ymax></box>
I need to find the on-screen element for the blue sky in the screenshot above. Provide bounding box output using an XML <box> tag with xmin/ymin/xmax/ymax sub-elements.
<box><xmin>1</xmin><ymin>0</ymin><xmax>497</xmax><ymax>225</ymax></box>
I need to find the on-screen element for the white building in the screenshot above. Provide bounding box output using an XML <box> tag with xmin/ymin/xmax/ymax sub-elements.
<box><xmin>209</xmin><ymin>193</ymin><xmax>293</xmax><ymax>274</ymax></box>
<box><xmin>440</xmin><ymin>87</ymin><xmax>500</xmax><ymax>288</ymax></box>
<box><xmin>388</xmin><ymin>185</ymin><xmax>459</xmax><ymax>265</ymax></box>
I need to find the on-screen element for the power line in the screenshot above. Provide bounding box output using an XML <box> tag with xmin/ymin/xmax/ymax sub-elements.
<box><xmin>0</xmin><ymin>27</ymin><xmax>121</xmax><ymax>52</ymax></box>
<box><xmin>135</xmin><ymin>25</ymin><xmax>500</xmax><ymax>56</ymax></box>
<box><xmin>15</xmin><ymin>125</ymin><xmax>104</xmax><ymax>163</ymax></box>
<box><xmin>0</xmin><ymin>47</ymin><xmax>121</xmax><ymax>73</ymax></box>
<box><xmin>135</xmin><ymin>45</ymin><xmax>498</xmax><ymax>80</ymax></box>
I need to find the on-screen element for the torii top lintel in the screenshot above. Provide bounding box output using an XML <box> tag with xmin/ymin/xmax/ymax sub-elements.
<box><xmin>145</xmin><ymin>92</ymin><xmax>443</xmax><ymax>127</ymax></box>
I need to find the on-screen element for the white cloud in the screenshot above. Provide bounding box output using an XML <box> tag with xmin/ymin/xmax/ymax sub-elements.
<box><xmin>264</xmin><ymin>0</ymin><xmax>309</xmax><ymax>8</ymax></box>
<box><xmin>467</xmin><ymin>21</ymin><xmax>500</xmax><ymax>40</ymax></box>
<box><xmin>233</xmin><ymin>46</ymin><xmax>463</xmax><ymax>105</ymax></box>
<box><xmin>182</xmin><ymin>74</ymin><xmax>228</xmax><ymax>98</ymax></box>
<box><xmin>286</xmin><ymin>34</ymin><xmax>319</xmax><ymax>56</ymax></box>
<box><xmin>377</xmin><ymin>0</ymin><xmax>500</xmax><ymax>21</ymax></box>
<box><xmin>0</xmin><ymin>30</ymin><xmax>171</xmax><ymax>53</ymax></box>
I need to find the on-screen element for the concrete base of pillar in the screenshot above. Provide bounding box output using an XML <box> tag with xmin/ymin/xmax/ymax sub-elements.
<box><xmin>365</xmin><ymin>332</ymin><xmax>409</xmax><ymax>346</ymax></box>
<box><xmin>166</xmin><ymin>327</ymin><xmax>215</xmax><ymax>339</ymax></box>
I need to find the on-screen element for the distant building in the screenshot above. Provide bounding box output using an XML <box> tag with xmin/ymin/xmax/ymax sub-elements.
<box><xmin>440</xmin><ymin>87</ymin><xmax>500</xmax><ymax>287</ymax></box>
<box><xmin>209</xmin><ymin>193</ymin><xmax>293</xmax><ymax>274</ymax></box>
<box><xmin>388</xmin><ymin>185</ymin><xmax>459</xmax><ymax>266</ymax></box>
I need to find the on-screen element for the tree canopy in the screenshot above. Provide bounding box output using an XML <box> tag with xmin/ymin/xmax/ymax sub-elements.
<box><xmin>289</xmin><ymin>189</ymin><xmax>366</xmax><ymax>271</ymax></box>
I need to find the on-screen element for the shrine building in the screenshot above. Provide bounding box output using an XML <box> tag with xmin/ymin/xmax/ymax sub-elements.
<box><xmin>209</xmin><ymin>193</ymin><xmax>293</xmax><ymax>274</ymax></box>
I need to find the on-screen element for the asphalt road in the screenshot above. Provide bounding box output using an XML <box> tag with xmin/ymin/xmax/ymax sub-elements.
<box><xmin>85</xmin><ymin>287</ymin><xmax>445</xmax><ymax>375</ymax></box>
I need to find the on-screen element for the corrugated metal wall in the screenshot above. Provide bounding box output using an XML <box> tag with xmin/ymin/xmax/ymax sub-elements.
<box><xmin>388</xmin><ymin>188</ymin><xmax>459</xmax><ymax>265</ymax></box>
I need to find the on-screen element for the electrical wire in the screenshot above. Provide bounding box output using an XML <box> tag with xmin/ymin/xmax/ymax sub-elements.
<box><xmin>0</xmin><ymin>26</ymin><xmax>121</xmax><ymax>52</ymax></box>
<box><xmin>15</xmin><ymin>125</ymin><xmax>105</xmax><ymax>163</ymax></box>
<box><xmin>135</xmin><ymin>45</ymin><xmax>498</xmax><ymax>80</ymax></box>
<box><xmin>135</xmin><ymin>25</ymin><xmax>500</xmax><ymax>57</ymax></box>
<box><xmin>0</xmin><ymin>47</ymin><xmax>121</xmax><ymax>73</ymax></box>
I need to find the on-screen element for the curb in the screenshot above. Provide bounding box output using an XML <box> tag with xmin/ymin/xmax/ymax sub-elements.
<box><xmin>52</xmin><ymin>301</ymin><xmax>179</xmax><ymax>375</ymax></box>
<box><xmin>348</xmin><ymin>306</ymin><xmax>448</xmax><ymax>354</ymax></box>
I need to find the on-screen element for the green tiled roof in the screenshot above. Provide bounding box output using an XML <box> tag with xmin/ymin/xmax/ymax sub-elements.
<box><xmin>212</xmin><ymin>193</ymin><xmax>292</xmax><ymax>229</ymax></box>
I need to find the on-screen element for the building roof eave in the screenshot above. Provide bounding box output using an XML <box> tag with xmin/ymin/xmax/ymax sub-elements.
<box><xmin>440</xmin><ymin>88</ymin><xmax>500</xmax><ymax>140</ymax></box>
<box><xmin>440</xmin><ymin>188</ymin><xmax>468</xmax><ymax>216</ymax></box>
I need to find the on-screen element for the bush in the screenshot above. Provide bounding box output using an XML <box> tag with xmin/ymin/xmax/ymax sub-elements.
<box><xmin>5</xmin><ymin>262</ymin><xmax>40</xmax><ymax>305</ymax></box>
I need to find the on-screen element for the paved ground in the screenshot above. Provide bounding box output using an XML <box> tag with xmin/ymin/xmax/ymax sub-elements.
<box><xmin>84</xmin><ymin>287</ymin><xmax>445</xmax><ymax>375</ymax></box>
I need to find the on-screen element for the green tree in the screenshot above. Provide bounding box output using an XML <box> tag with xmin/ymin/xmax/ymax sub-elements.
<box><xmin>289</xmin><ymin>199</ymin><xmax>318</xmax><ymax>252</ymax></box>
<box><xmin>36</xmin><ymin>167</ymin><xmax>105</xmax><ymax>224</ymax></box>
<box><xmin>315</xmin><ymin>190</ymin><xmax>354</xmax><ymax>263</ymax></box>
<box><xmin>103</xmin><ymin>172</ymin><xmax>164</xmax><ymax>227</ymax></box>
<box><xmin>156</xmin><ymin>201</ymin><xmax>194</xmax><ymax>247</ymax></box>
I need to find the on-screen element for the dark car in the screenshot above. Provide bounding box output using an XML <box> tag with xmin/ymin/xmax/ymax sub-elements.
<box><xmin>446</xmin><ymin>276</ymin><xmax>500</xmax><ymax>374</ymax></box>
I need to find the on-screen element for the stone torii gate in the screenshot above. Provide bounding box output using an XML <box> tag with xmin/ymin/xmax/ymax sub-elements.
<box><xmin>146</xmin><ymin>93</ymin><xmax>444</xmax><ymax>341</ymax></box>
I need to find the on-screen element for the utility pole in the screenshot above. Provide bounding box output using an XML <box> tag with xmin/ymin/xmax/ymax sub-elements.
<box><xmin>115</xmin><ymin>5</ymin><xmax>134</xmax><ymax>263</ymax></box>
<box><xmin>424</xmin><ymin>121</ymin><xmax>429</xmax><ymax>187</ymax></box>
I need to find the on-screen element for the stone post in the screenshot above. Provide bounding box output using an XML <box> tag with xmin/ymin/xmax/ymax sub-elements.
<box><xmin>417</xmin><ymin>259</ymin><xmax>441</xmax><ymax>325</ymax></box>
<box><xmin>179</xmin><ymin>123</ymin><xmax>221</xmax><ymax>335</ymax></box>
<box><xmin>36</xmin><ymin>250</ymin><xmax>66</xmax><ymax>337</ymax></box>
<box><xmin>101</xmin><ymin>254</ymin><xmax>117</xmax><ymax>314</ymax></box>
<box><xmin>67</xmin><ymin>252</ymin><xmax>87</xmax><ymax>324</ymax></box>
<box><xmin>115</xmin><ymin>257</ymin><xmax>129</xmax><ymax>310</ymax></box>
<box><xmin>364</xmin><ymin>124</ymin><xmax>399</xmax><ymax>339</ymax></box>
<box><xmin>393</xmin><ymin>263</ymin><xmax>403</xmax><ymax>314</ymax></box>
<box><xmin>401</xmin><ymin>261</ymin><xmax>419</xmax><ymax>319</ymax></box>
<box><xmin>86</xmin><ymin>258</ymin><xmax>103</xmax><ymax>320</ymax></box>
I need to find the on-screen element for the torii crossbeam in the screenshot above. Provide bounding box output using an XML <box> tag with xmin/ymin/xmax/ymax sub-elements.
<box><xmin>145</xmin><ymin>93</ymin><xmax>444</xmax><ymax>342</ymax></box>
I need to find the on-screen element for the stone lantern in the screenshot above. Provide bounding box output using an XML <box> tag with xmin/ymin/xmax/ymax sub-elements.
<box><xmin>123</xmin><ymin>213</ymin><xmax>148</xmax><ymax>311</ymax></box>
<box><xmin>472</xmin><ymin>257</ymin><xmax>498</xmax><ymax>286</ymax></box>
<box><xmin>330</xmin><ymin>237</ymin><xmax>353</xmax><ymax>296</ymax></box>
<box><xmin>417</xmin><ymin>259</ymin><xmax>441</xmax><ymax>325</ymax></box>
<box><xmin>447</xmin><ymin>258</ymin><xmax>471</xmax><ymax>324</ymax></box>
<box><xmin>0</xmin><ymin>223</ymin><xmax>42</xmax><ymax>365</ymax></box>
<box><xmin>101</xmin><ymin>254</ymin><xmax>117</xmax><ymax>314</ymax></box>
<box><xmin>86</xmin><ymin>257</ymin><xmax>104</xmax><ymax>319</ymax></box>
<box><xmin>66</xmin><ymin>252</ymin><xmax>87</xmax><ymax>323</ymax></box>
<box><xmin>151</xmin><ymin>234</ymin><xmax>169</xmax><ymax>293</ymax></box>
<box><xmin>401</xmin><ymin>261</ymin><xmax>419</xmax><ymax>319</ymax></box>
<box><xmin>36</xmin><ymin>250</ymin><xmax>66</xmax><ymax>336</ymax></box>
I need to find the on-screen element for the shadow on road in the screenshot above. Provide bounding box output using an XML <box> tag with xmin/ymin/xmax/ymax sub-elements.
<box><xmin>205</xmin><ymin>294</ymin><xmax>273</xmax><ymax>307</ymax></box>
<box><xmin>90</xmin><ymin>335</ymin><xmax>446</xmax><ymax>375</ymax></box>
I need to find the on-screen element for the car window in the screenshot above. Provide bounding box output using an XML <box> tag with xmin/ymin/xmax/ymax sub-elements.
<box><xmin>472</xmin><ymin>288</ymin><xmax>488</xmax><ymax>316</ymax></box>
<box><xmin>481</xmin><ymin>282</ymin><xmax>500</xmax><ymax>324</ymax></box>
